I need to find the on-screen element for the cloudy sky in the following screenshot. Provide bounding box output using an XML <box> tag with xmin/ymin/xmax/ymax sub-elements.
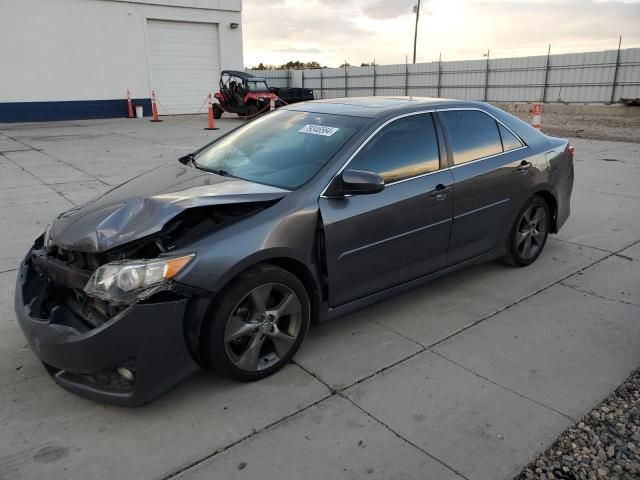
<box><xmin>242</xmin><ymin>0</ymin><xmax>640</xmax><ymax>67</ymax></box>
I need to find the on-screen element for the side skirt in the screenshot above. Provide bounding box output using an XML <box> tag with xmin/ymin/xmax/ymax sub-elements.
<box><xmin>317</xmin><ymin>245</ymin><xmax>505</xmax><ymax>324</ymax></box>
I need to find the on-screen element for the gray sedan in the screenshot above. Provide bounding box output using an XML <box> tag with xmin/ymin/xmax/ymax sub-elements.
<box><xmin>15</xmin><ymin>97</ymin><xmax>574</xmax><ymax>405</ymax></box>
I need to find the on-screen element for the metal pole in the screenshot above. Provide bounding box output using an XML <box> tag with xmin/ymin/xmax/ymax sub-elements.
<box><xmin>412</xmin><ymin>0</ymin><xmax>421</xmax><ymax>64</ymax></box>
<box><xmin>610</xmin><ymin>36</ymin><xmax>622</xmax><ymax>104</ymax></box>
<box><xmin>437</xmin><ymin>52</ymin><xmax>442</xmax><ymax>97</ymax></box>
<box><xmin>301</xmin><ymin>70</ymin><xmax>305</xmax><ymax>90</ymax></box>
<box><xmin>372</xmin><ymin>59</ymin><xmax>377</xmax><ymax>96</ymax></box>
<box><xmin>542</xmin><ymin>44</ymin><xmax>551</xmax><ymax>103</ymax></box>
<box><xmin>344</xmin><ymin>61</ymin><xmax>348</xmax><ymax>98</ymax></box>
<box><xmin>288</xmin><ymin>69</ymin><xmax>291</xmax><ymax>88</ymax></box>
<box><xmin>405</xmin><ymin>55</ymin><xmax>409</xmax><ymax>96</ymax></box>
<box><xmin>320</xmin><ymin>70</ymin><xmax>324</xmax><ymax>99</ymax></box>
<box><xmin>483</xmin><ymin>49</ymin><xmax>490</xmax><ymax>102</ymax></box>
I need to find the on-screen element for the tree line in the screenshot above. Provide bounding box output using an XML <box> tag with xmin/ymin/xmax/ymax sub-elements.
<box><xmin>247</xmin><ymin>61</ymin><xmax>374</xmax><ymax>70</ymax></box>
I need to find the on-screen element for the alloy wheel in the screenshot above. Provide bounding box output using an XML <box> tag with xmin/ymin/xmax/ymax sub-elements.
<box><xmin>515</xmin><ymin>203</ymin><xmax>548</xmax><ymax>260</ymax></box>
<box><xmin>223</xmin><ymin>283</ymin><xmax>303</xmax><ymax>372</ymax></box>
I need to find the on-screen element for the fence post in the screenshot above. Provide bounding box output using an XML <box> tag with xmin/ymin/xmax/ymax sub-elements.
<box><xmin>288</xmin><ymin>69</ymin><xmax>291</xmax><ymax>88</ymax></box>
<box><xmin>405</xmin><ymin>56</ymin><xmax>409</xmax><ymax>96</ymax></box>
<box><xmin>610</xmin><ymin>36</ymin><xmax>622</xmax><ymax>104</ymax></box>
<box><xmin>437</xmin><ymin>52</ymin><xmax>442</xmax><ymax>98</ymax></box>
<box><xmin>320</xmin><ymin>70</ymin><xmax>324</xmax><ymax>99</ymax></box>
<box><xmin>344</xmin><ymin>61</ymin><xmax>348</xmax><ymax>98</ymax></box>
<box><xmin>483</xmin><ymin>49</ymin><xmax>490</xmax><ymax>102</ymax></box>
<box><xmin>301</xmin><ymin>70</ymin><xmax>305</xmax><ymax>90</ymax></box>
<box><xmin>373</xmin><ymin>60</ymin><xmax>377</xmax><ymax>97</ymax></box>
<box><xmin>542</xmin><ymin>44</ymin><xmax>551</xmax><ymax>103</ymax></box>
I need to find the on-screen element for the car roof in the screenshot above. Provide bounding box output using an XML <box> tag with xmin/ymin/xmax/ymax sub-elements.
<box><xmin>221</xmin><ymin>70</ymin><xmax>267</xmax><ymax>81</ymax></box>
<box><xmin>284</xmin><ymin>96</ymin><xmax>472</xmax><ymax>118</ymax></box>
<box><xmin>283</xmin><ymin>96</ymin><xmax>550</xmax><ymax>147</ymax></box>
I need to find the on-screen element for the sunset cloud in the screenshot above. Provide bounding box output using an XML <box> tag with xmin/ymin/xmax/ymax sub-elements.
<box><xmin>242</xmin><ymin>0</ymin><xmax>640</xmax><ymax>67</ymax></box>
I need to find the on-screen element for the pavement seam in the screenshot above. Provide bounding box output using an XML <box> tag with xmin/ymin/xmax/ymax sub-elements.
<box><xmin>428</xmin><ymin>350</ymin><xmax>576</xmax><ymax>421</ymax></box>
<box><xmin>4</xmin><ymin>134</ymin><xmax>110</xmax><ymax>187</ymax></box>
<box><xmin>426</xmin><ymin>240</ymin><xmax>632</xmax><ymax>351</ymax></box>
<box><xmin>559</xmin><ymin>281</ymin><xmax>640</xmax><ymax>308</ymax></box>
<box><xmin>293</xmin><ymin>342</ymin><xmax>427</xmax><ymax>395</ymax></box>
<box><xmin>0</xmin><ymin>149</ymin><xmax>40</xmax><ymax>154</ymax></box>
<box><xmin>367</xmin><ymin>316</ymin><xmax>429</xmax><ymax>348</ymax></box>
<box><xmin>583</xmin><ymin>187</ymin><xmax>640</xmax><ymax>201</ymax></box>
<box><xmin>339</xmin><ymin>392</ymin><xmax>471</xmax><ymax>480</ymax></box>
<box><xmin>160</xmin><ymin>390</ymin><xmax>335</xmax><ymax>480</ymax></box>
<box><xmin>1</xmin><ymin>153</ymin><xmax>80</xmax><ymax>207</ymax></box>
<box><xmin>366</xmin><ymin>239</ymin><xmax>616</xmax><ymax>348</ymax></box>
<box><xmin>550</xmin><ymin>237</ymin><xmax>613</xmax><ymax>253</ymax></box>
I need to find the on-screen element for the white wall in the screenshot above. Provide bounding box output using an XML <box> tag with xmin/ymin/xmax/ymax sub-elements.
<box><xmin>0</xmin><ymin>0</ymin><xmax>243</xmax><ymax>102</ymax></box>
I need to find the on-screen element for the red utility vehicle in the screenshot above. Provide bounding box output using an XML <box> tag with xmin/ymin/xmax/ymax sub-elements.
<box><xmin>213</xmin><ymin>70</ymin><xmax>314</xmax><ymax>118</ymax></box>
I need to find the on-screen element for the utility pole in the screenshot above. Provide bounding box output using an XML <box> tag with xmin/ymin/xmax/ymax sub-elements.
<box><xmin>483</xmin><ymin>49</ymin><xmax>490</xmax><ymax>102</ymax></box>
<box><xmin>412</xmin><ymin>0</ymin><xmax>421</xmax><ymax>64</ymax></box>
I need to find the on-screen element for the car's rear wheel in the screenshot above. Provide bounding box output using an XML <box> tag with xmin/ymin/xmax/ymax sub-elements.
<box><xmin>202</xmin><ymin>264</ymin><xmax>310</xmax><ymax>381</ymax></box>
<box><xmin>504</xmin><ymin>196</ymin><xmax>550</xmax><ymax>267</ymax></box>
<box><xmin>213</xmin><ymin>104</ymin><xmax>223</xmax><ymax>119</ymax></box>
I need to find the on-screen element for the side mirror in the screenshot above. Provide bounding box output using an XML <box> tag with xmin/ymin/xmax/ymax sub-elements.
<box><xmin>325</xmin><ymin>169</ymin><xmax>385</xmax><ymax>197</ymax></box>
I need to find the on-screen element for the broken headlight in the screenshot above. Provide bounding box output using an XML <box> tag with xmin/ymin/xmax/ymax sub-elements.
<box><xmin>84</xmin><ymin>254</ymin><xmax>195</xmax><ymax>304</ymax></box>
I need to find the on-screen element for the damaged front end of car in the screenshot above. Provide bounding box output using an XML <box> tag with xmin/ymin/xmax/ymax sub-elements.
<box><xmin>15</xmin><ymin>165</ymin><xmax>288</xmax><ymax>405</ymax></box>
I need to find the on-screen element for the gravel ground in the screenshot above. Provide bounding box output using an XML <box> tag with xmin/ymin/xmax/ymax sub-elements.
<box><xmin>516</xmin><ymin>368</ymin><xmax>640</xmax><ymax>480</ymax></box>
<box><xmin>511</xmin><ymin>111</ymin><xmax>640</xmax><ymax>143</ymax></box>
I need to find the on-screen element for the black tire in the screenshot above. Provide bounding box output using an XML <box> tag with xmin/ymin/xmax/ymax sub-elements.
<box><xmin>202</xmin><ymin>264</ymin><xmax>310</xmax><ymax>381</ymax></box>
<box><xmin>245</xmin><ymin>104</ymin><xmax>258</xmax><ymax>118</ymax></box>
<box><xmin>213</xmin><ymin>104</ymin><xmax>223</xmax><ymax>119</ymax></box>
<box><xmin>504</xmin><ymin>196</ymin><xmax>551</xmax><ymax>267</ymax></box>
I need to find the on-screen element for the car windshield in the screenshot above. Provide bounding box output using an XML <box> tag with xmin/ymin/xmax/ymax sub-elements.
<box><xmin>246</xmin><ymin>81</ymin><xmax>269</xmax><ymax>92</ymax></box>
<box><xmin>194</xmin><ymin>110</ymin><xmax>366</xmax><ymax>189</ymax></box>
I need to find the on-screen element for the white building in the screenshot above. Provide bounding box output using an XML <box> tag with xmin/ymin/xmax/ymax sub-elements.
<box><xmin>0</xmin><ymin>0</ymin><xmax>243</xmax><ymax>121</ymax></box>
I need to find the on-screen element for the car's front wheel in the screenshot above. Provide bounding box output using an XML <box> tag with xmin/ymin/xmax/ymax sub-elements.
<box><xmin>504</xmin><ymin>196</ymin><xmax>551</xmax><ymax>266</ymax></box>
<box><xmin>202</xmin><ymin>264</ymin><xmax>310</xmax><ymax>381</ymax></box>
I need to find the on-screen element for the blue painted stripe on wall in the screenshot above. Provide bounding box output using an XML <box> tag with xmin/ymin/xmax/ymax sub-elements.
<box><xmin>0</xmin><ymin>98</ymin><xmax>153</xmax><ymax>122</ymax></box>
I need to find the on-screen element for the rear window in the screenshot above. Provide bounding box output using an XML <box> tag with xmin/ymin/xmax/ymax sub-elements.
<box><xmin>194</xmin><ymin>110</ymin><xmax>365</xmax><ymax>189</ymax></box>
<box><xmin>498</xmin><ymin>123</ymin><xmax>524</xmax><ymax>151</ymax></box>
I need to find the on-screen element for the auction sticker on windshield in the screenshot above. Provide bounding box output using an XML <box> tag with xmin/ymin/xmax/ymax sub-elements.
<box><xmin>299</xmin><ymin>125</ymin><xmax>340</xmax><ymax>136</ymax></box>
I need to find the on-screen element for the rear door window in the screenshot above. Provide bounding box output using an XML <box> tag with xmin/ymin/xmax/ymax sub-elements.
<box><xmin>440</xmin><ymin>110</ymin><xmax>503</xmax><ymax>165</ymax></box>
<box><xmin>348</xmin><ymin>113</ymin><xmax>440</xmax><ymax>183</ymax></box>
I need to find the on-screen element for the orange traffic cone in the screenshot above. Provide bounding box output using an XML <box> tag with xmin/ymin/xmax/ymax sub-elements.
<box><xmin>269</xmin><ymin>96</ymin><xmax>275</xmax><ymax>111</ymax></box>
<box><xmin>204</xmin><ymin>93</ymin><xmax>219</xmax><ymax>130</ymax></box>
<box><xmin>150</xmin><ymin>90</ymin><xmax>162</xmax><ymax>122</ymax></box>
<box><xmin>127</xmin><ymin>90</ymin><xmax>134</xmax><ymax>118</ymax></box>
<box><xmin>531</xmin><ymin>103</ymin><xmax>542</xmax><ymax>129</ymax></box>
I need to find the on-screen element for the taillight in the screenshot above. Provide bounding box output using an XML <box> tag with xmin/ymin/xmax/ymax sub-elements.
<box><xmin>567</xmin><ymin>144</ymin><xmax>575</xmax><ymax>160</ymax></box>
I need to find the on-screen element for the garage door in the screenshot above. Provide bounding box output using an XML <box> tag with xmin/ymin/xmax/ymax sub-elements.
<box><xmin>147</xmin><ymin>20</ymin><xmax>220</xmax><ymax>115</ymax></box>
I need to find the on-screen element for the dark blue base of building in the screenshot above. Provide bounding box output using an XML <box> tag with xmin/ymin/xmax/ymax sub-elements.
<box><xmin>0</xmin><ymin>98</ymin><xmax>152</xmax><ymax>123</ymax></box>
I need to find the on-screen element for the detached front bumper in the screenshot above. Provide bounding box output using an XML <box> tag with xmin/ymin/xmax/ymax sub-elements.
<box><xmin>14</xmin><ymin>252</ymin><xmax>200</xmax><ymax>406</ymax></box>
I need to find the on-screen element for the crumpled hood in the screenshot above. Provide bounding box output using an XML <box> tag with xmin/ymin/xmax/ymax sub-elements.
<box><xmin>49</xmin><ymin>163</ymin><xmax>289</xmax><ymax>252</ymax></box>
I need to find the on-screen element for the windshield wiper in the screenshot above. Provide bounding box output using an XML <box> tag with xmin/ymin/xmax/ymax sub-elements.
<box><xmin>206</xmin><ymin>168</ymin><xmax>231</xmax><ymax>176</ymax></box>
<box><xmin>192</xmin><ymin>162</ymin><xmax>236</xmax><ymax>178</ymax></box>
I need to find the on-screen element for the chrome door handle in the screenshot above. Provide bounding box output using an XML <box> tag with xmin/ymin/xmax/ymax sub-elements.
<box><xmin>516</xmin><ymin>161</ymin><xmax>532</xmax><ymax>173</ymax></box>
<box><xmin>429</xmin><ymin>184</ymin><xmax>451</xmax><ymax>201</ymax></box>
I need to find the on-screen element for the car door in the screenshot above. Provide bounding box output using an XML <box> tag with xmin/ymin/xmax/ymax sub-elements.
<box><xmin>319</xmin><ymin>112</ymin><xmax>454</xmax><ymax>307</ymax></box>
<box><xmin>437</xmin><ymin>108</ymin><xmax>530</xmax><ymax>265</ymax></box>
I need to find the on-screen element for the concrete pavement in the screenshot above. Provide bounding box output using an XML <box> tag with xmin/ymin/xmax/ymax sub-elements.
<box><xmin>0</xmin><ymin>115</ymin><xmax>638</xmax><ymax>480</ymax></box>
